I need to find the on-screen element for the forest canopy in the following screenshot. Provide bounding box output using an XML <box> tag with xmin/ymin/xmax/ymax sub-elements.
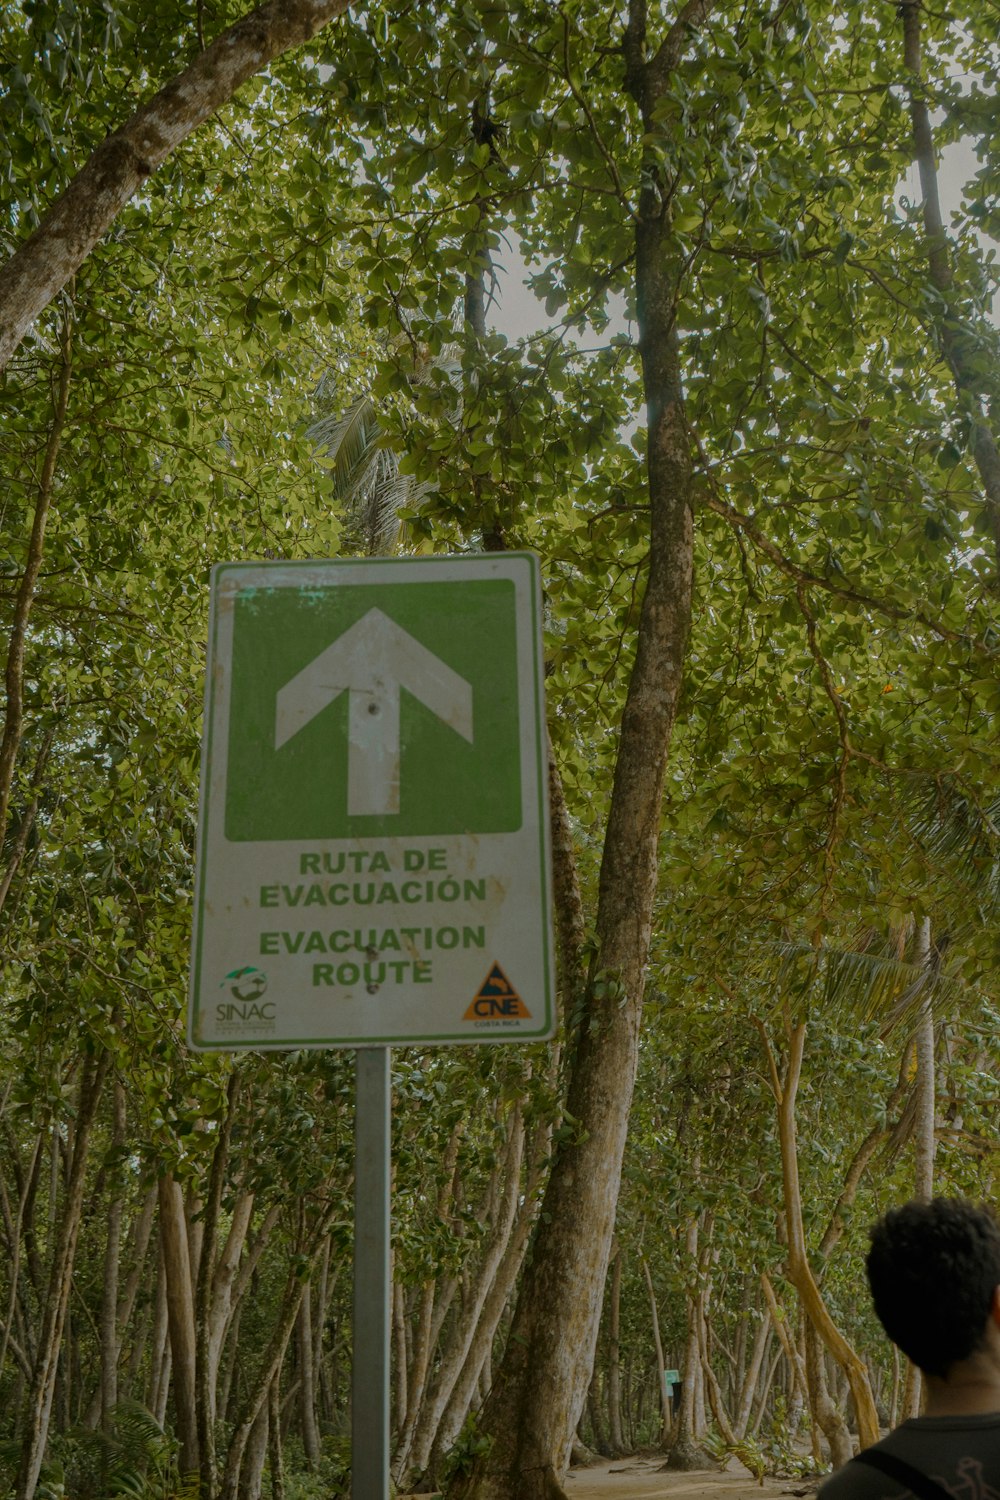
<box><xmin>1</xmin><ymin>1</ymin><xmax>999</xmax><ymax>1498</ymax></box>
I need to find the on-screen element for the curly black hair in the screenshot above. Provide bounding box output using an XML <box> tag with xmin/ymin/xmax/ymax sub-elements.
<box><xmin>866</xmin><ymin>1198</ymin><xmax>1000</xmax><ymax>1378</ymax></box>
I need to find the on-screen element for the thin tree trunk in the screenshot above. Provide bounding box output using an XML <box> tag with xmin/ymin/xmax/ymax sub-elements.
<box><xmin>297</xmin><ymin>1286</ymin><xmax>321</xmax><ymax>1467</ymax></box>
<box><xmin>733</xmin><ymin>1310</ymin><xmax>771</xmax><ymax>1441</ymax></box>
<box><xmin>196</xmin><ymin>1070</ymin><xmax>241</xmax><ymax>1500</ymax></box>
<box><xmin>804</xmin><ymin>1322</ymin><xmax>852</xmax><ymax>1469</ymax></box>
<box><xmin>607</xmin><ymin>1248</ymin><xmax>624</xmax><ymax>1457</ymax></box>
<box><xmin>393</xmin><ymin>1279</ymin><xmax>408</xmax><ymax>1436</ymax></box>
<box><xmin>217</xmin><ymin>1271</ymin><xmax>309</xmax><ymax>1500</ymax></box>
<box><xmin>148</xmin><ymin>1241</ymin><xmax>171</xmax><ymax>1424</ymax></box>
<box><xmin>402</xmin><ymin>1110</ymin><xmax>526</xmax><ymax>1483</ymax></box>
<box><xmin>99</xmin><ymin>1080</ymin><xmax>127</xmax><ymax>1428</ymax></box>
<box><xmin>587</xmin><ymin>1372</ymin><xmax>609</xmax><ymax>1458</ymax></box>
<box><xmin>268</xmin><ymin>1377</ymin><xmax>284</xmax><ymax>1500</ymax></box>
<box><xmin>748</xmin><ymin>1343</ymin><xmax>782</xmax><ymax>1438</ymax></box>
<box><xmin>16</xmin><ymin>1052</ymin><xmax>109</xmax><ymax>1500</ymax></box>
<box><xmin>118</xmin><ymin>1185</ymin><xmax>158</xmax><ymax>1404</ymax></box>
<box><xmin>424</xmin><ymin>1123</ymin><xmax>549</xmax><ymax>1481</ymax></box>
<box><xmin>666</xmin><ymin>1217</ymin><xmax>707</xmax><ymax>1470</ymax></box>
<box><xmin>912</xmin><ymin>918</ymin><xmax>936</xmax><ymax>1200</ymax></box>
<box><xmin>236</xmin><ymin>1396</ymin><xmax>269</xmax><ymax>1500</ymax></box>
<box><xmin>901</xmin><ymin>918</ymin><xmax>935</xmax><ymax>1420</ymax></box>
<box><xmin>0</xmin><ymin>314</ymin><xmax>71</xmax><ymax>852</ymax></box>
<box><xmin>0</xmin><ymin>1133</ymin><xmax>43</xmax><ymax>1387</ymax></box>
<box><xmin>757</xmin><ymin>1017</ymin><xmax>879</xmax><ymax>1450</ymax></box>
<box><xmin>640</xmin><ymin>1258</ymin><xmax>671</xmax><ymax>1446</ymax></box>
<box><xmin>701</xmin><ymin>1311</ymin><xmax>737</xmax><ymax>1448</ymax></box>
<box><xmin>760</xmin><ymin>1277</ymin><xmax>811</xmax><ymax>1455</ymax></box>
<box><xmin>158</xmin><ymin>1173</ymin><xmax>199</xmax><ymax>1478</ymax></box>
<box><xmin>899</xmin><ymin>1</ymin><xmax>1000</xmax><ymax>570</ymax></box>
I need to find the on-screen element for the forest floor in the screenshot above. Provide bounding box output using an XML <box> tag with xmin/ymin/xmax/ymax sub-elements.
<box><xmin>403</xmin><ymin>1456</ymin><xmax>820</xmax><ymax>1500</ymax></box>
<box><xmin>561</xmin><ymin>1456</ymin><xmax>817</xmax><ymax>1500</ymax></box>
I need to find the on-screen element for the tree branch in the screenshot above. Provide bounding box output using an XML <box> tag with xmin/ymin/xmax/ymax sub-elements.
<box><xmin>0</xmin><ymin>0</ymin><xmax>352</xmax><ymax>373</ymax></box>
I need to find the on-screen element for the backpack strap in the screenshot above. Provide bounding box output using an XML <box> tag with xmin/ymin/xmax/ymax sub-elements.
<box><xmin>852</xmin><ymin>1448</ymin><xmax>954</xmax><ymax>1500</ymax></box>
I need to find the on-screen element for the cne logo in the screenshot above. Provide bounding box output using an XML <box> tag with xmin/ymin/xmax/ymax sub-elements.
<box><xmin>464</xmin><ymin>963</ymin><xmax>531</xmax><ymax>1021</ymax></box>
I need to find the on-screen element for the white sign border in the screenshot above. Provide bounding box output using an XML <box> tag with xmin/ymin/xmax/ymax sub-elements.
<box><xmin>188</xmin><ymin>553</ymin><xmax>556</xmax><ymax>1050</ymax></box>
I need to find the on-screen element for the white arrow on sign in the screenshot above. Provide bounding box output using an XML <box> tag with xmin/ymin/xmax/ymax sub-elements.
<box><xmin>274</xmin><ymin>608</ymin><xmax>474</xmax><ymax>816</ymax></box>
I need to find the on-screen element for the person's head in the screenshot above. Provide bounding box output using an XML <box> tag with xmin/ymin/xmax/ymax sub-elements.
<box><xmin>866</xmin><ymin>1197</ymin><xmax>1000</xmax><ymax>1379</ymax></box>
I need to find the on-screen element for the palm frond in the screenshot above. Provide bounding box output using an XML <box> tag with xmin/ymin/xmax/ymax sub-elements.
<box><xmin>750</xmin><ymin>930</ymin><xmax>965</xmax><ymax>1033</ymax></box>
<box><xmin>909</xmin><ymin>779</ymin><xmax>1000</xmax><ymax>913</ymax></box>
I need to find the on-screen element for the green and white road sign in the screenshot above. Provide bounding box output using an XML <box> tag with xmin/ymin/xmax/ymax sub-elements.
<box><xmin>188</xmin><ymin>554</ymin><xmax>555</xmax><ymax>1049</ymax></box>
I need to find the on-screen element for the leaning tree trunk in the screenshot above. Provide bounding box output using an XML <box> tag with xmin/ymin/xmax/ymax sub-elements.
<box><xmin>424</xmin><ymin>1116</ymin><xmax>551</xmax><ymax>1483</ymax></box>
<box><xmin>16</xmin><ymin>1053</ymin><xmax>109</xmax><ymax>1500</ymax></box>
<box><xmin>758</xmin><ymin>1017</ymin><xmax>880</xmax><ymax>1453</ymax></box>
<box><xmin>446</xmin><ymin>11</ymin><xmax>698</xmax><ymax>1497</ymax></box>
<box><xmin>403</xmin><ymin>1108</ymin><xmax>527</xmax><ymax>1484</ymax></box>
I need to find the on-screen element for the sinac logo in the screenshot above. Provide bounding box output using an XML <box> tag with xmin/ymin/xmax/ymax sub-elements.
<box><xmin>222</xmin><ymin>967</ymin><xmax>268</xmax><ymax>1002</ymax></box>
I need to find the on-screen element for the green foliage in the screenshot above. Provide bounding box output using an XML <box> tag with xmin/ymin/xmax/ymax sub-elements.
<box><xmin>1</xmin><ymin>0</ymin><xmax>1000</xmax><ymax>1483</ymax></box>
<box><xmin>439</xmin><ymin>1414</ymin><xmax>491</xmax><ymax>1483</ymax></box>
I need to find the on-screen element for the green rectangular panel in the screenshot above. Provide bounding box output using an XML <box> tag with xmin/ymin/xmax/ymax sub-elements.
<box><xmin>225</xmin><ymin>578</ymin><xmax>521</xmax><ymax>840</ymax></box>
<box><xmin>188</xmin><ymin>554</ymin><xmax>555</xmax><ymax>1050</ymax></box>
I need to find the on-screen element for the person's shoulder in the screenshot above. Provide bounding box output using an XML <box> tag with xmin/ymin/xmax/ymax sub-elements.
<box><xmin>818</xmin><ymin>1449</ymin><xmax>905</xmax><ymax>1500</ymax></box>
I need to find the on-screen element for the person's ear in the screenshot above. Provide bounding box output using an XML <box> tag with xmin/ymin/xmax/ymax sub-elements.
<box><xmin>990</xmin><ymin>1287</ymin><xmax>1000</xmax><ymax>1328</ymax></box>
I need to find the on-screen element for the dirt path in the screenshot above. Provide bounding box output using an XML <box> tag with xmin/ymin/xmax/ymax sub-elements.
<box><xmin>402</xmin><ymin>1455</ymin><xmax>817</xmax><ymax>1500</ymax></box>
<box><xmin>562</xmin><ymin>1456</ymin><xmax>813</xmax><ymax>1500</ymax></box>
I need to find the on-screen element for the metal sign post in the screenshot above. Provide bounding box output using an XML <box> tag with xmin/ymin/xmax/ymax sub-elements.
<box><xmin>353</xmin><ymin>1048</ymin><xmax>391</xmax><ymax>1500</ymax></box>
<box><xmin>188</xmin><ymin>553</ymin><xmax>557</xmax><ymax>1500</ymax></box>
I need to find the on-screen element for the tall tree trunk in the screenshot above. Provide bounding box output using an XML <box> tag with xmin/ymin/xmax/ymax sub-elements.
<box><xmin>16</xmin><ymin>1052</ymin><xmax>109</xmax><ymax>1500</ymax></box>
<box><xmin>446</xmin><ymin>9</ymin><xmax>698</xmax><ymax>1484</ymax></box>
<box><xmin>912</xmin><ymin>918</ymin><xmax>936</xmax><ymax>1201</ymax></box>
<box><xmin>804</xmin><ymin>1324</ymin><xmax>852</xmax><ymax>1469</ymax></box>
<box><xmin>268</xmin><ymin>1378</ymin><xmax>284</xmax><ymax>1500</ymax></box>
<box><xmin>393</xmin><ymin>1279</ymin><xmax>409</xmax><ymax>1437</ymax></box>
<box><xmin>749</xmin><ymin>1343</ymin><xmax>782</xmax><ymax>1439</ymax></box>
<box><xmin>587</xmin><ymin>1372</ymin><xmax>609</xmax><ymax>1458</ymax></box>
<box><xmin>236</xmin><ymin>1396</ymin><xmax>270</xmax><ymax>1500</ymax></box>
<box><xmin>196</xmin><ymin>1070</ymin><xmax>241</xmax><ymax>1500</ymax></box>
<box><xmin>148</xmin><ymin>1241</ymin><xmax>171</xmax><ymax>1426</ymax></box>
<box><xmin>0</xmin><ymin>1133</ymin><xmax>43</xmax><ymax>1389</ymax></box>
<box><xmin>217</xmin><ymin>1271</ymin><xmax>309</xmax><ymax>1500</ymax></box>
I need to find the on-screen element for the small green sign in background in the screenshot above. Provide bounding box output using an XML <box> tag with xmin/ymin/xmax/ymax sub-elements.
<box><xmin>224</xmin><ymin>578</ymin><xmax>521</xmax><ymax>841</ymax></box>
